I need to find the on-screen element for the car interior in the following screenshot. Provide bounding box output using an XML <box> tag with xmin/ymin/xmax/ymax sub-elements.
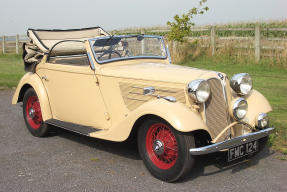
<box><xmin>48</xmin><ymin>54</ymin><xmax>90</xmax><ymax>66</ymax></box>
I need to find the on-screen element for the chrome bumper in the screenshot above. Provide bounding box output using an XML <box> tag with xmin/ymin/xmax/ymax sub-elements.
<box><xmin>190</xmin><ymin>127</ymin><xmax>275</xmax><ymax>155</ymax></box>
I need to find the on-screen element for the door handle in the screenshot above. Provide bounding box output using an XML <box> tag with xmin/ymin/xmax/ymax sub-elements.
<box><xmin>41</xmin><ymin>75</ymin><xmax>48</xmax><ymax>81</ymax></box>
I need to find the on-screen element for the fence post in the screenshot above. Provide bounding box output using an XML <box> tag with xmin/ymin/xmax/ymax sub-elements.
<box><xmin>16</xmin><ymin>34</ymin><xmax>19</xmax><ymax>54</ymax></box>
<box><xmin>210</xmin><ymin>26</ymin><xmax>216</xmax><ymax>56</ymax></box>
<box><xmin>2</xmin><ymin>36</ymin><xmax>5</xmax><ymax>54</ymax></box>
<box><xmin>173</xmin><ymin>41</ymin><xmax>178</xmax><ymax>54</ymax></box>
<box><xmin>255</xmin><ymin>25</ymin><xmax>261</xmax><ymax>62</ymax></box>
<box><xmin>141</xmin><ymin>29</ymin><xmax>145</xmax><ymax>55</ymax></box>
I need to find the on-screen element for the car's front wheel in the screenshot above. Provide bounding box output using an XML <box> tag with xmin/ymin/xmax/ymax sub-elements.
<box><xmin>137</xmin><ymin>118</ymin><xmax>195</xmax><ymax>182</ymax></box>
<box><xmin>23</xmin><ymin>88</ymin><xmax>50</xmax><ymax>137</ymax></box>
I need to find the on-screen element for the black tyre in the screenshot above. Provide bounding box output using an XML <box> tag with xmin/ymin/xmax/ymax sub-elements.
<box><xmin>23</xmin><ymin>88</ymin><xmax>50</xmax><ymax>137</ymax></box>
<box><xmin>137</xmin><ymin>118</ymin><xmax>195</xmax><ymax>182</ymax></box>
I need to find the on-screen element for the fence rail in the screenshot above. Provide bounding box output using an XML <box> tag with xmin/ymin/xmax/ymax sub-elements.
<box><xmin>0</xmin><ymin>35</ymin><xmax>28</xmax><ymax>54</ymax></box>
<box><xmin>1</xmin><ymin>26</ymin><xmax>287</xmax><ymax>61</ymax></box>
<box><xmin>116</xmin><ymin>26</ymin><xmax>287</xmax><ymax>61</ymax></box>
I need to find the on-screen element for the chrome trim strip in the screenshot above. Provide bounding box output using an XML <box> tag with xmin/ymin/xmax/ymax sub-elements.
<box><xmin>203</xmin><ymin>103</ymin><xmax>207</xmax><ymax>123</ymax></box>
<box><xmin>131</xmin><ymin>86</ymin><xmax>177</xmax><ymax>93</ymax></box>
<box><xmin>163</xmin><ymin>96</ymin><xmax>176</xmax><ymax>102</ymax></box>
<box><xmin>155</xmin><ymin>88</ymin><xmax>177</xmax><ymax>93</ymax></box>
<box><xmin>126</xmin><ymin>97</ymin><xmax>148</xmax><ymax>102</ymax></box>
<box><xmin>219</xmin><ymin>76</ymin><xmax>231</xmax><ymax>137</ymax></box>
<box><xmin>189</xmin><ymin>127</ymin><xmax>274</xmax><ymax>155</ymax></box>
<box><xmin>219</xmin><ymin>75</ymin><xmax>228</xmax><ymax>104</ymax></box>
<box><xmin>128</xmin><ymin>92</ymin><xmax>143</xmax><ymax>95</ymax></box>
<box><xmin>87</xmin><ymin>52</ymin><xmax>95</xmax><ymax>70</ymax></box>
<box><xmin>166</xmin><ymin>44</ymin><xmax>172</xmax><ymax>64</ymax></box>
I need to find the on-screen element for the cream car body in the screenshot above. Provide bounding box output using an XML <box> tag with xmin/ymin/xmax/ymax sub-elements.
<box><xmin>12</xmin><ymin>27</ymin><xmax>274</xmax><ymax>181</ymax></box>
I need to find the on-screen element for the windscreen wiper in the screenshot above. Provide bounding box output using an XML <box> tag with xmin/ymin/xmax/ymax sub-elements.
<box><xmin>107</xmin><ymin>35</ymin><xmax>114</xmax><ymax>43</ymax></box>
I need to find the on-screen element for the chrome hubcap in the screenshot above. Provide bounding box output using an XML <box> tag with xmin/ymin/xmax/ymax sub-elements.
<box><xmin>153</xmin><ymin>140</ymin><xmax>164</xmax><ymax>156</ymax></box>
<box><xmin>29</xmin><ymin>108</ymin><xmax>35</xmax><ymax>118</ymax></box>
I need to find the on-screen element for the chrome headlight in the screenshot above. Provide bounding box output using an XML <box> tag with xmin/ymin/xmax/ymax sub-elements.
<box><xmin>230</xmin><ymin>73</ymin><xmax>252</xmax><ymax>95</ymax></box>
<box><xmin>256</xmin><ymin>113</ymin><xmax>269</xmax><ymax>129</ymax></box>
<box><xmin>233</xmin><ymin>98</ymin><xmax>248</xmax><ymax>120</ymax></box>
<box><xmin>187</xmin><ymin>80</ymin><xmax>210</xmax><ymax>103</ymax></box>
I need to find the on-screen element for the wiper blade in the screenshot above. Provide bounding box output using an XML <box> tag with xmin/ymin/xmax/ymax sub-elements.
<box><xmin>107</xmin><ymin>35</ymin><xmax>114</xmax><ymax>43</ymax></box>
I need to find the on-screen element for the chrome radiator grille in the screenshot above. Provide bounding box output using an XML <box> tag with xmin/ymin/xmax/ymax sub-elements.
<box><xmin>205</xmin><ymin>78</ymin><xmax>230</xmax><ymax>141</ymax></box>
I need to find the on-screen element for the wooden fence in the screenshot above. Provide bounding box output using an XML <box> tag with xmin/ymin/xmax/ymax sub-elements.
<box><xmin>0</xmin><ymin>35</ymin><xmax>28</xmax><ymax>54</ymax></box>
<box><xmin>117</xmin><ymin>26</ymin><xmax>287</xmax><ymax>62</ymax></box>
<box><xmin>1</xmin><ymin>26</ymin><xmax>287</xmax><ymax>62</ymax></box>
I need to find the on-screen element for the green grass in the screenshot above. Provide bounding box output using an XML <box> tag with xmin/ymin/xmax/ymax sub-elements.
<box><xmin>0</xmin><ymin>54</ymin><xmax>286</xmax><ymax>154</ymax></box>
<box><xmin>0</xmin><ymin>54</ymin><xmax>25</xmax><ymax>89</ymax></box>
<box><xmin>181</xmin><ymin>56</ymin><xmax>287</xmax><ymax>154</ymax></box>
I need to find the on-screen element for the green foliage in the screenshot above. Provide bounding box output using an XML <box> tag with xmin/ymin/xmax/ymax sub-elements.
<box><xmin>167</xmin><ymin>0</ymin><xmax>208</xmax><ymax>42</ymax></box>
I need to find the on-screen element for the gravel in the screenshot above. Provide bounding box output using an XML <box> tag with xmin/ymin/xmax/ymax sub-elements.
<box><xmin>0</xmin><ymin>90</ymin><xmax>286</xmax><ymax>192</ymax></box>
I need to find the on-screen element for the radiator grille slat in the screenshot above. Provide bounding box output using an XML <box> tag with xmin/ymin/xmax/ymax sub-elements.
<box><xmin>205</xmin><ymin>78</ymin><xmax>230</xmax><ymax>141</ymax></box>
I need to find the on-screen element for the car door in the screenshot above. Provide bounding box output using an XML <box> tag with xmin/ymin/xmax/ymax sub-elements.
<box><xmin>36</xmin><ymin>55</ymin><xmax>111</xmax><ymax>129</ymax></box>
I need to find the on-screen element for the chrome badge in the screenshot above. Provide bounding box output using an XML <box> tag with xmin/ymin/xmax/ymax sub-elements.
<box><xmin>217</xmin><ymin>73</ymin><xmax>224</xmax><ymax>80</ymax></box>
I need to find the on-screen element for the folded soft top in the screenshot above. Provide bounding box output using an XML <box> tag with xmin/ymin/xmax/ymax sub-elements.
<box><xmin>23</xmin><ymin>26</ymin><xmax>109</xmax><ymax>72</ymax></box>
<box><xmin>27</xmin><ymin>26</ymin><xmax>109</xmax><ymax>52</ymax></box>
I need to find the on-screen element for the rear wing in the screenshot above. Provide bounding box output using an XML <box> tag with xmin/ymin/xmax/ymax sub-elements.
<box><xmin>23</xmin><ymin>26</ymin><xmax>109</xmax><ymax>72</ymax></box>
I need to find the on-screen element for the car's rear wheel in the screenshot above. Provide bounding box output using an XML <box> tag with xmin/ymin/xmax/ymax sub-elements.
<box><xmin>23</xmin><ymin>88</ymin><xmax>50</xmax><ymax>137</ymax></box>
<box><xmin>137</xmin><ymin>118</ymin><xmax>195</xmax><ymax>182</ymax></box>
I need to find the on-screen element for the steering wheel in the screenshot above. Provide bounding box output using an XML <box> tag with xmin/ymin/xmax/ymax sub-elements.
<box><xmin>98</xmin><ymin>49</ymin><xmax>121</xmax><ymax>60</ymax></box>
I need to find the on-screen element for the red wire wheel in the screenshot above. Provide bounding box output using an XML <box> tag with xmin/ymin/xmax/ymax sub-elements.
<box><xmin>23</xmin><ymin>88</ymin><xmax>50</xmax><ymax>137</ymax></box>
<box><xmin>145</xmin><ymin>123</ymin><xmax>178</xmax><ymax>170</ymax></box>
<box><xmin>25</xmin><ymin>95</ymin><xmax>43</xmax><ymax>130</ymax></box>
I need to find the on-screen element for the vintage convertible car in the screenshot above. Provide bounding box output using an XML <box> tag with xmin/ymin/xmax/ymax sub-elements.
<box><xmin>12</xmin><ymin>27</ymin><xmax>274</xmax><ymax>182</ymax></box>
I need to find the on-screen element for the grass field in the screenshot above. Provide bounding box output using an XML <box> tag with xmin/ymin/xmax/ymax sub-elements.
<box><xmin>0</xmin><ymin>54</ymin><xmax>286</xmax><ymax>154</ymax></box>
<box><xmin>0</xmin><ymin>54</ymin><xmax>24</xmax><ymax>89</ymax></box>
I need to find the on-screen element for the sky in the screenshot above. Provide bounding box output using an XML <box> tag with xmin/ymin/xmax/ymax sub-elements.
<box><xmin>0</xmin><ymin>0</ymin><xmax>287</xmax><ymax>35</ymax></box>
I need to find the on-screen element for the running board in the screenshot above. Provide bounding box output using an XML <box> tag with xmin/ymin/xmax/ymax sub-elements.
<box><xmin>45</xmin><ymin>119</ymin><xmax>101</xmax><ymax>136</ymax></box>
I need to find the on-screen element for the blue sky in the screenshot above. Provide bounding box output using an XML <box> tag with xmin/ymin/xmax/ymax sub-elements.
<box><xmin>0</xmin><ymin>0</ymin><xmax>286</xmax><ymax>35</ymax></box>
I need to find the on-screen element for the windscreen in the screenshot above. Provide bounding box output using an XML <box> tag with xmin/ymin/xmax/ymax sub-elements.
<box><xmin>90</xmin><ymin>35</ymin><xmax>167</xmax><ymax>63</ymax></box>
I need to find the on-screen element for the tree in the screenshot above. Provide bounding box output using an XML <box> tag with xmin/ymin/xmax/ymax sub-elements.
<box><xmin>167</xmin><ymin>0</ymin><xmax>209</xmax><ymax>42</ymax></box>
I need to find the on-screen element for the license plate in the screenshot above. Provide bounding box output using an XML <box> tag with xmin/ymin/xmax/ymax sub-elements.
<box><xmin>228</xmin><ymin>140</ymin><xmax>258</xmax><ymax>161</ymax></box>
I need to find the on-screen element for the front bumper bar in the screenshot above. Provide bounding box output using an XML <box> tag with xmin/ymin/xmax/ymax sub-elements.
<box><xmin>189</xmin><ymin>127</ymin><xmax>275</xmax><ymax>155</ymax></box>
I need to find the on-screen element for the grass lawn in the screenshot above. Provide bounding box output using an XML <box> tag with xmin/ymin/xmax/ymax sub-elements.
<box><xmin>0</xmin><ymin>54</ymin><xmax>25</xmax><ymax>89</ymax></box>
<box><xmin>0</xmin><ymin>54</ymin><xmax>286</xmax><ymax>154</ymax></box>
<box><xmin>182</xmin><ymin>56</ymin><xmax>287</xmax><ymax>154</ymax></box>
